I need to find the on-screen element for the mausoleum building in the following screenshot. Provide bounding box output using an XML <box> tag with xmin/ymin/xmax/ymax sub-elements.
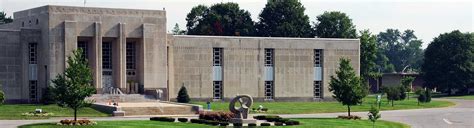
<box><xmin>0</xmin><ymin>5</ymin><xmax>360</xmax><ymax>103</ymax></box>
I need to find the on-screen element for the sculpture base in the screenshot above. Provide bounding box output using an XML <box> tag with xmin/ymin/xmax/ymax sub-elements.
<box><xmin>229</xmin><ymin>118</ymin><xmax>257</xmax><ymax>124</ymax></box>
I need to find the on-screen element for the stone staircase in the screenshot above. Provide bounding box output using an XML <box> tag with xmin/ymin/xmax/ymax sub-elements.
<box><xmin>88</xmin><ymin>94</ymin><xmax>202</xmax><ymax>116</ymax></box>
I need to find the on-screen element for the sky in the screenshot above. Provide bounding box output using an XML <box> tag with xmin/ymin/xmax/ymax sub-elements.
<box><xmin>0</xmin><ymin>0</ymin><xmax>472</xmax><ymax>48</ymax></box>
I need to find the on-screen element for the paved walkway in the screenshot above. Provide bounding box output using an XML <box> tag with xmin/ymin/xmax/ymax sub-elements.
<box><xmin>1</xmin><ymin>98</ymin><xmax>472</xmax><ymax>128</ymax></box>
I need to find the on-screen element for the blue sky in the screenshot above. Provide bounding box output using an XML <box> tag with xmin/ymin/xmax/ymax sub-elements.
<box><xmin>1</xmin><ymin>0</ymin><xmax>472</xmax><ymax>48</ymax></box>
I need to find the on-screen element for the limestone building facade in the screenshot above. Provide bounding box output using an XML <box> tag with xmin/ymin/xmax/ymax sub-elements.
<box><xmin>0</xmin><ymin>5</ymin><xmax>359</xmax><ymax>103</ymax></box>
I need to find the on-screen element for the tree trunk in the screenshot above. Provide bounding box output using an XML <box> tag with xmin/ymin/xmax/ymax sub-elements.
<box><xmin>74</xmin><ymin>108</ymin><xmax>77</xmax><ymax>121</ymax></box>
<box><xmin>347</xmin><ymin>105</ymin><xmax>351</xmax><ymax>116</ymax></box>
<box><xmin>391</xmin><ymin>100</ymin><xmax>394</xmax><ymax>107</ymax></box>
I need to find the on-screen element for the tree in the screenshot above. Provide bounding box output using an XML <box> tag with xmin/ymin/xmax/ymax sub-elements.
<box><xmin>186</xmin><ymin>3</ymin><xmax>255</xmax><ymax>36</ymax></box>
<box><xmin>398</xmin><ymin>85</ymin><xmax>407</xmax><ymax>100</ymax></box>
<box><xmin>383</xmin><ymin>86</ymin><xmax>401</xmax><ymax>107</ymax></box>
<box><xmin>401</xmin><ymin>76</ymin><xmax>415</xmax><ymax>100</ymax></box>
<box><xmin>256</xmin><ymin>0</ymin><xmax>313</xmax><ymax>37</ymax></box>
<box><xmin>177</xmin><ymin>86</ymin><xmax>190</xmax><ymax>103</ymax></box>
<box><xmin>314</xmin><ymin>11</ymin><xmax>357</xmax><ymax>38</ymax></box>
<box><xmin>172</xmin><ymin>23</ymin><xmax>186</xmax><ymax>35</ymax></box>
<box><xmin>425</xmin><ymin>89</ymin><xmax>432</xmax><ymax>103</ymax></box>
<box><xmin>368</xmin><ymin>105</ymin><xmax>381</xmax><ymax>128</ymax></box>
<box><xmin>51</xmin><ymin>49</ymin><xmax>96</xmax><ymax>121</ymax></box>
<box><xmin>0</xmin><ymin>11</ymin><xmax>13</xmax><ymax>24</ymax></box>
<box><xmin>359</xmin><ymin>30</ymin><xmax>378</xmax><ymax>95</ymax></box>
<box><xmin>422</xmin><ymin>30</ymin><xmax>473</xmax><ymax>94</ymax></box>
<box><xmin>0</xmin><ymin>90</ymin><xmax>4</xmax><ymax>105</ymax></box>
<box><xmin>416</xmin><ymin>89</ymin><xmax>426</xmax><ymax>105</ymax></box>
<box><xmin>377</xmin><ymin>29</ymin><xmax>424</xmax><ymax>72</ymax></box>
<box><xmin>329</xmin><ymin>58</ymin><xmax>365</xmax><ymax>116</ymax></box>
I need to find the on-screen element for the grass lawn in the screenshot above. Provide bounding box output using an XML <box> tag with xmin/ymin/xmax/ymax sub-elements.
<box><xmin>18</xmin><ymin>118</ymin><xmax>409</xmax><ymax>128</ymax></box>
<box><xmin>195</xmin><ymin>95</ymin><xmax>454</xmax><ymax>114</ymax></box>
<box><xmin>432</xmin><ymin>93</ymin><xmax>474</xmax><ymax>100</ymax></box>
<box><xmin>0</xmin><ymin>104</ymin><xmax>109</xmax><ymax>120</ymax></box>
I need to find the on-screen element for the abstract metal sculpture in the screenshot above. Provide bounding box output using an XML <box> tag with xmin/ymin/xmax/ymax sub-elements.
<box><xmin>229</xmin><ymin>94</ymin><xmax>253</xmax><ymax>119</ymax></box>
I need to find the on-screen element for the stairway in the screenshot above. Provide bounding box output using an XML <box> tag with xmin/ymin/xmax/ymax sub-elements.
<box><xmin>87</xmin><ymin>94</ymin><xmax>159</xmax><ymax>103</ymax></box>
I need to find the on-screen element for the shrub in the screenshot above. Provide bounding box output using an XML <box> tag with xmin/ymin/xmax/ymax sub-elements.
<box><xmin>260</xmin><ymin>123</ymin><xmax>271</xmax><ymax>126</ymax></box>
<box><xmin>178</xmin><ymin>118</ymin><xmax>188</xmax><ymax>122</ymax></box>
<box><xmin>425</xmin><ymin>89</ymin><xmax>432</xmax><ymax>102</ymax></box>
<box><xmin>57</xmin><ymin>119</ymin><xmax>97</xmax><ymax>126</ymax></box>
<box><xmin>0</xmin><ymin>90</ymin><xmax>4</xmax><ymax>104</ymax></box>
<box><xmin>261</xmin><ymin>108</ymin><xmax>268</xmax><ymax>111</ymax></box>
<box><xmin>337</xmin><ymin>115</ymin><xmax>361</xmax><ymax>120</ymax></box>
<box><xmin>198</xmin><ymin>111</ymin><xmax>235</xmax><ymax>121</ymax></box>
<box><xmin>284</xmin><ymin>120</ymin><xmax>300</xmax><ymax>125</ymax></box>
<box><xmin>219</xmin><ymin>122</ymin><xmax>229</xmax><ymax>126</ymax></box>
<box><xmin>253</xmin><ymin>115</ymin><xmax>266</xmax><ymax>120</ymax></box>
<box><xmin>150</xmin><ymin>117</ymin><xmax>175</xmax><ymax>122</ymax></box>
<box><xmin>207</xmin><ymin>120</ymin><xmax>219</xmax><ymax>126</ymax></box>
<box><xmin>233</xmin><ymin>123</ymin><xmax>242</xmax><ymax>126</ymax></box>
<box><xmin>274</xmin><ymin>122</ymin><xmax>283</xmax><ymax>126</ymax></box>
<box><xmin>41</xmin><ymin>86</ymin><xmax>55</xmax><ymax>105</ymax></box>
<box><xmin>190</xmin><ymin>119</ymin><xmax>200</xmax><ymax>123</ymax></box>
<box><xmin>248</xmin><ymin>123</ymin><xmax>257</xmax><ymax>126</ymax></box>
<box><xmin>177</xmin><ymin>86</ymin><xmax>190</xmax><ymax>103</ymax></box>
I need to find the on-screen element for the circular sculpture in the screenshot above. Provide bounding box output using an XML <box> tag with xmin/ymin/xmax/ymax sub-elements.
<box><xmin>229</xmin><ymin>95</ymin><xmax>253</xmax><ymax>119</ymax></box>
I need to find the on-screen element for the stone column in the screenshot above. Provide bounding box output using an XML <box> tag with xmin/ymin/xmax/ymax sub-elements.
<box><xmin>116</xmin><ymin>23</ymin><xmax>126</xmax><ymax>91</ymax></box>
<box><xmin>64</xmin><ymin>21</ymin><xmax>77</xmax><ymax>67</ymax></box>
<box><xmin>93</xmin><ymin>22</ymin><xmax>102</xmax><ymax>92</ymax></box>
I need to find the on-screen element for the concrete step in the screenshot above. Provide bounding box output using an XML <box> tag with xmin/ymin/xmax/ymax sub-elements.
<box><xmin>91</xmin><ymin>102</ymin><xmax>203</xmax><ymax>116</ymax></box>
<box><xmin>87</xmin><ymin>94</ymin><xmax>158</xmax><ymax>103</ymax></box>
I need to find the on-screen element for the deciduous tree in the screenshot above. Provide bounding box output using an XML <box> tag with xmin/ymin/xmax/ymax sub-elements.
<box><xmin>256</xmin><ymin>0</ymin><xmax>312</xmax><ymax>37</ymax></box>
<box><xmin>377</xmin><ymin>29</ymin><xmax>423</xmax><ymax>72</ymax></box>
<box><xmin>0</xmin><ymin>11</ymin><xmax>13</xmax><ymax>24</ymax></box>
<box><xmin>314</xmin><ymin>11</ymin><xmax>357</xmax><ymax>38</ymax></box>
<box><xmin>422</xmin><ymin>30</ymin><xmax>473</xmax><ymax>94</ymax></box>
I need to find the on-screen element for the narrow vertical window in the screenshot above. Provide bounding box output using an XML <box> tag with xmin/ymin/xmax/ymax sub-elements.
<box><xmin>314</xmin><ymin>49</ymin><xmax>323</xmax><ymax>98</ymax></box>
<box><xmin>264</xmin><ymin>48</ymin><xmax>274</xmax><ymax>100</ymax></box>
<box><xmin>213</xmin><ymin>48</ymin><xmax>223</xmax><ymax>100</ymax></box>
<box><xmin>29</xmin><ymin>80</ymin><xmax>38</xmax><ymax>102</ymax></box>
<box><xmin>126</xmin><ymin>42</ymin><xmax>136</xmax><ymax>70</ymax></box>
<box><xmin>29</xmin><ymin>43</ymin><xmax>37</xmax><ymax>64</ymax></box>
<box><xmin>102</xmin><ymin>42</ymin><xmax>112</xmax><ymax>70</ymax></box>
<box><xmin>77</xmin><ymin>41</ymin><xmax>88</xmax><ymax>60</ymax></box>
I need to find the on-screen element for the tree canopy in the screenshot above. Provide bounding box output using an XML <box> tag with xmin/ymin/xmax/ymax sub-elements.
<box><xmin>329</xmin><ymin>58</ymin><xmax>365</xmax><ymax>116</ymax></box>
<box><xmin>185</xmin><ymin>3</ymin><xmax>255</xmax><ymax>36</ymax></box>
<box><xmin>376</xmin><ymin>29</ymin><xmax>423</xmax><ymax>73</ymax></box>
<box><xmin>0</xmin><ymin>11</ymin><xmax>13</xmax><ymax>24</ymax></box>
<box><xmin>359</xmin><ymin>30</ymin><xmax>378</xmax><ymax>79</ymax></box>
<box><xmin>314</xmin><ymin>11</ymin><xmax>357</xmax><ymax>38</ymax></box>
<box><xmin>172</xmin><ymin>23</ymin><xmax>186</xmax><ymax>35</ymax></box>
<box><xmin>51</xmin><ymin>49</ymin><xmax>96</xmax><ymax>121</ymax></box>
<box><xmin>422</xmin><ymin>30</ymin><xmax>473</xmax><ymax>94</ymax></box>
<box><xmin>256</xmin><ymin>0</ymin><xmax>313</xmax><ymax>37</ymax></box>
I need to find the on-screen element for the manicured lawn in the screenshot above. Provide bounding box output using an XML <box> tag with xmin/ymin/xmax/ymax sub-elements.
<box><xmin>0</xmin><ymin>104</ymin><xmax>109</xmax><ymax>120</ymax></box>
<box><xmin>443</xmin><ymin>95</ymin><xmax>474</xmax><ymax>100</ymax></box>
<box><xmin>18</xmin><ymin>118</ymin><xmax>409</xmax><ymax>128</ymax></box>
<box><xmin>195</xmin><ymin>95</ymin><xmax>454</xmax><ymax>114</ymax></box>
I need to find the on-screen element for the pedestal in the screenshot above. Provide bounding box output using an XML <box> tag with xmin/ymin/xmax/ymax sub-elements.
<box><xmin>229</xmin><ymin>118</ymin><xmax>257</xmax><ymax>124</ymax></box>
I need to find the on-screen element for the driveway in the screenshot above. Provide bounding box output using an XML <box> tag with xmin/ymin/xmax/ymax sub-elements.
<box><xmin>1</xmin><ymin>99</ymin><xmax>472</xmax><ymax>128</ymax></box>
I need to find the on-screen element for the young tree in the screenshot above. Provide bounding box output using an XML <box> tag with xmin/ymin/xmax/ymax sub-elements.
<box><xmin>401</xmin><ymin>76</ymin><xmax>415</xmax><ymax>100</ymax></box>
<box><xmin>172</xmin><ymin>23</ymin><xmax>186</xmax><ymax>35</ymax></box>
<box><xmin>415</xmin><ymin>89</ymin><xmax>426</xmax><ymax>105</ymax></box>
<box><xmin>329</xmin><ymin>58</ymin><xmax>365</xmax><ymax>116</ymax></box>
<box><xmin>383</xmin><ymin>86</ymin><xmax>400</xmax><ymax>107</ymax></box>
<box><xmin>186</xmin><ymin>3</ymin><xmax>255</xmax><ymax>36</ymax></box>
<box><xmin>368</xmin><ymin>105</ymin><xmax>381</xmax><ymax>128</ymax></box>
<box><xmin>0</xmin><ymin>11</ymin><xmax>13</xmax><ymax>24</ymax></box>
<box><xmin>256</xmin><ymin>0</ymin><xmax>313</xmax><ymax>37</ymax></box>
<box><xmin>422</xmin><ymin>30</ymin><xmax>473</xmax><ymax>94</ymax></box>
<box><xmin>51</xmin><ymin>49</ymin><xmax>96</xmax><ymax>121</ymax></box>
<box><xmin>314</xmin><ymin>11</ymin><xmax>357</xmax><ymax>38</ymax></box>
<box><xmin>398</xmin><ymin>85</ymin><xmax>407</xmax><ymax>100</ymax></box>
<box><xmin>0</xmin><ymin>90</ymin><xmax>4</xmax><ymax>105</ymax></box>
<box><xmin>177</xmin><ymin>86</ymin><xmax>190</xmax><ymax>103</ymax></box>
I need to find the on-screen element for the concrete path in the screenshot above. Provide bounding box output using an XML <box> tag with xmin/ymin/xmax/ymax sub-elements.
<box><xmin>1</xmin><ymin>98</ymin><xmax>472</xmax><ymax>128</ymax></box>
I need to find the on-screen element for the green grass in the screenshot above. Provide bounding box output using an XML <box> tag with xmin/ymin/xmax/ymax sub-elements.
<box><xmin>18</xmin><ymin>118</ymin><xmax>409</xmax><ymax>128</ymax></box>
<box><xmin>195</xmin><ymin>95</ymin><xmax>454</xmax><ymax>114</ymax></box>
<box><xmin>0</xmin><ymin>104</ymin><xmax>109</xmax><ymax>120</ymax></box>
<box><xmin>436</xmin><ymin>94</ymin><xmax>474</xmax><ymax>100</ymax></box>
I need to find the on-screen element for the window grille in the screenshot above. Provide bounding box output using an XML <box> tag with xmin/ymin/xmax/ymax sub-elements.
<box><xmin>28</xmin><ymin>43</ymin><xmax>37</xmax><ymax>64</ymax></box>
<box><xmin>102</xmin><ymin>42</ymin><xmax>112</xmax><ymax>69</ymax></box>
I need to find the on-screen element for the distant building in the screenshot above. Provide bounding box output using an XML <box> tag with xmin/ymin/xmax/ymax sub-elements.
<box><xmin>0</xmin><ymin>5</ymin><xmax>360</xmax><ymax>103</ymax></box>
<box><xmin>369</xmin><ymin>73</ymin><xmax>425</xmax><ymax>92</ymax></box>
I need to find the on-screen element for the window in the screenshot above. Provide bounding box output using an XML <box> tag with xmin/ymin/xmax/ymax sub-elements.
<box><xmin>102</xmin><ymin>42</ymin><xmax>112</xmax><ymax>69</ymax></box>
<box><xmin>314</xmin><ymin>81</ymin><xmax>322</xmax><ymax>98</ymax></box>
<box><xmin>77</xmin><ymin>41</ymin><xmax>88</xmax><ymax>59</ymax></box>
<box><xmin>36</xmin><ymin>19</ymin><xmax>39</xmax><ymax>25</ymax></box>
<box><xmin>29</xmin><ymin>80</ymin><xmax>37</xmax><ymax>101</ymax></box>
<box><xmin>265</xmin><ymin>49</ymin><xmax>274</xmax><ymax>66</ymax></box>
<box><xmin>213</xmin><ymin>81</ymin><xmax>223</xmax><ymax>100</ymax></box>
<box><xmin>265</xmin><ymin>81</ymin><xmax>274</xmax><ymax>100</ymax></box>
<box><xmin>126</xmin><ymin>42</ymin><xmax>136</xmax><ymax>69</ymax></box>
<box><xmin>213</xmin><ymin>48</ymin><xmax>223</xmax><ymax>66</ymax></box>
<box><xmin>314</xmin><ymin>49</ymin><xmax>322</xmax><ymax>67</ymax></box>
<box><xmin>29</xmin><ymin>43</ymin><xmax>37</xmax><ymax>64</ymax></box>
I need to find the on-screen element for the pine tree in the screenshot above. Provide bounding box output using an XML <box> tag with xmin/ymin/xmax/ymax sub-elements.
<box><xmin>51</xmin><ymin>49</ymin><xmax>96</xmax><ymax>121</ymax></box>
<box><xmin>329</xmin><ymin>58</ymin><xmax>365</xmax><ymax>116</ymax></box>
<box><xmin>177</xmin><ymin>86</ymin><xmax>190</xmax><ymax>103</ymax></box>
